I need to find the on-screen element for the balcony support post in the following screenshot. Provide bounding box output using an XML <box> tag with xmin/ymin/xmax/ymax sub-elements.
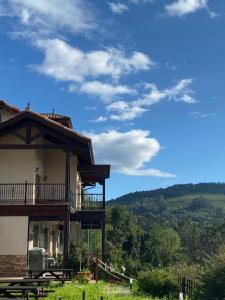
<box><xmin>63</xmin><ymin>150</ymin><xmax>72</xmax><ymax>268</ymax></box>
<box><xmin>102</xmin><ymin>219</ymin><xmax>106</xmax><ymax>262</ymax></box>
<box><xmin>65</xmin><ymin>151</ymin><xmax>72</xmax><ymax>203</ymax></box>
<box><xmin>63</xmin><ymin>211</ymin><xmax>70</xmax><ymax>268</ymax></box>
<box><xmin>103</xmin><ymin>180</ymin><xmax>105</xmax><ymax>209</ymax></box>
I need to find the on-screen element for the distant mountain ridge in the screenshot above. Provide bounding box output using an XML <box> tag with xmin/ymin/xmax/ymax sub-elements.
<box><xmin>108</xmin><ymin>183</ymin><xmax>225</xmax><ymax>225</ymax></box>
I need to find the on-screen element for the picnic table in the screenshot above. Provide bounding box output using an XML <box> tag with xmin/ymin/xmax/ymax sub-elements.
<box><xmin>26</xmin><ymin>268</ymin><xmax>73</xmax><ymax>282</ymax></box>
<box><xmin>0</xmin><ymin>278</ymin><xmax>52</xmax><ymax>287</ymax></box>
<box><xmin>0</xmin><ymin>285</ymin><xmax>49</xmax><ymax>299</ymax></box>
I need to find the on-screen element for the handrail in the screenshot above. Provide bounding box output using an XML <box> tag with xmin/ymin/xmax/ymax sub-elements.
<box><xmin>91</xmin><ymin>256</ymin><xmax>133</xmax><ymax>283</ymax></box>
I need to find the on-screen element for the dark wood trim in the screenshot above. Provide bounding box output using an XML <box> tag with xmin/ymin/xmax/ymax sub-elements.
<box><xmin>102</xmin><ymin>218</ymin><xmax>106</xmax><ymax>262</ymax></box>
<box><xmin>12</xmin><ymin>132</ymin><xmax>26</xmax><ymax>142</ymax></box>
<box><xmin>0</xmin><ymin>144</ymin><xmax>62</xmax><ymax>149</ymax></box>
<box><xmin>26</xmin><ymin>125</ymin><xmax>32</xmax><ymax>144</ymax></box>
<box><xmin>30</xmin><ymin>132</ymin><xmax>42</xmax><ymax>142</ymax></box>
<box><xmin>70</xmin><ymin>210</ymin><xmax>105</xmax><ymax>222</ymax></box>
<box><xmin>30</xmin><ymin>216</ymin><xmax>65</xmax><ymax>221</ymax></box>
<box><xmin>103</xmin><ymin>180</ymin><xmax>106</xmax><ymax>209</ymax></box>
<box><xmin>63</xmin><ymin>211</ymin><xmax>70</xmax><ymax>267</ymax></box>
<box><xmin>65</xmin><ymin>152</ymin><xmax>71</xmax><ymax>202</ymax></box>
<box><xmin>0</xmin><ymin>205</ymin><xmax>69</xmax><ymax>217</ymax></box>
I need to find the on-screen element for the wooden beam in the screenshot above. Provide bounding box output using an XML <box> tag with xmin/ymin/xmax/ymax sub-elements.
<box><xmin>102</xmin><ymin>219</ymin><xmax>106</xmax><ymax>262</ymax></box>
<box><xmin>103</xmin><ymin>180</ymin><xmax>106</xmax><ymax>209</ymax></box>
<box><xmin>0</xmin><ymin>144</ymin><xmax>62</xmax><ymax>149</ymax></box>
<box><xmin>12</xmin><ymin>132</ymin><xmax>26</xmax><ymax>142</ymax></box>
<box><xmin>0</xmin><ymin>205</ymin><xmax>69</xmax><ymax>217</ymax></box>
<box><xmin>30</xmin><ymin>132</ymin><xmax>42</xmax><ymax>142</ymax></box>
<box><xmin>26</xmin><ymin>125</ymin><xmax>32</xmax><ymax>144</ymax></box>
<box><xmin>65</xmin><ymin>152</ymin><xmax>72</xmax><ymax>202</ymax></box>
<box><xmin>63</xmin><ymin>211</ymin><xmax>70</xmax><ymax>268</ymax></box>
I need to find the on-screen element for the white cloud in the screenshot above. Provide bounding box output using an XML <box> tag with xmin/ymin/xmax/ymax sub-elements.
<box><xmin>90</xmin><ymin>116</ymin><xmax>108</xmax><ymax>123</ymax></box>
<box><xmin>86</xmin><ymin>129</ymin><xmax>175</xmax><ymax>177</ymax></box>
<box><xmin>78</xmin><ymin>81</ymin><xmax>136</xmax><ymax>102</ymax></box>
<box><xmin>165</xmin><ymin>0</ymin><xmax>208</xmax><ymax>16</ymax></box>
<box><xmin>129</xmin><ymin>0</ymin><xmax>153</xmax><ymax>4</ymax></box>
<box><xmin>190</xmin><ymin>111</ymin><xmax>215</xmax><ymax>118</ymax></box>
<box><xmin>0</xmin><ymin>0</ymin><xmax>96</xmax><ymax>37</ymax></box>
<box><xmin>107</xmin><ymin>101</ymin><xmax>147</xmax><ymax>121</ymax></box>
<box><xmin>34</xmin><ymin>38</ymin><xmax>153</xmax><ymax>82</ymax></box>
<box><xmin>107</xmin><ymin>79</ymin><xmax>196</xmax><ymax>121</ymax></box>
<box><xmin>108</xmin><ymin>2</ymin><xmax>129</xmax><ymax>14</ymax></box>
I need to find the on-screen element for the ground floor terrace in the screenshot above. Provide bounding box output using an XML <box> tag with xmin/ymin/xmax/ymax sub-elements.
<box><xmin>0</xmin><ymin>208</ymin><xmax>105</xmax><ymax>277</ymax></box>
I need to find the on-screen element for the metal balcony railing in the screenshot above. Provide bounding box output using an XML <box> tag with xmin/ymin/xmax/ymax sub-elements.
<box><xmin>79</xmin><ymin>193</ymin><xmax>104</xmax><ymax>210</ymax></box>
<box><xmin>0</xmin><ymin>183</ymin><xmax>67</xmax><ymax>205</ymax></box>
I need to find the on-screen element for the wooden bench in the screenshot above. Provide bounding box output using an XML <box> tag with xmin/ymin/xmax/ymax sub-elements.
<box><xmin>26</xmin><ymin>268</ymin><xmax>73</xmax><ymax>282</ymax></box>
<box><xmin>0</xmin><ymin>286</ymin><xmax>43</xmax><ymax>299</ymax></box>
<box><xmin>0</xmin><ymin>278</ymin><xmax>52</xmax><ymax>286</ymax></box>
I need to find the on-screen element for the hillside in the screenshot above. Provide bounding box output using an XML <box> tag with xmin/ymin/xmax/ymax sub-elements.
<box><xmin>108</xmin><ymin>183</ymin><xmax>225</xmax><ymax>226</ymax></box>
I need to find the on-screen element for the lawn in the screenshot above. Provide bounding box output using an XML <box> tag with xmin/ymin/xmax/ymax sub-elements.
<box><xmin>46</xmin><ymin>281</ymin><xmax>163</xmax><ymax>300</ymax></box>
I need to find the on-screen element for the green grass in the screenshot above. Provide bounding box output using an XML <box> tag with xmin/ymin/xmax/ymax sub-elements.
<box><xmin>46</xmin><ymin>281</ymin><xmax>164</xmax><ymax>300</ymax></box>
<box><xmin>164</xmin><ymin>193</ymin><xmax>225</xmax><ymax>211</ymax></box>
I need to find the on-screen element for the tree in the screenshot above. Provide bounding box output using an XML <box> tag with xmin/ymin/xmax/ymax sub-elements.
<box><xmin>143</xmin><ymin>226</ymin><xmax>183</xmax><ymax>267</ymax></box>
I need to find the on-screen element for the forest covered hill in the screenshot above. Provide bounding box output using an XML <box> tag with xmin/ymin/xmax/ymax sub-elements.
<box><xmin>108</xmin><ymin>183</ymin><xmax>225</xmax><ymax>227</ymax></box>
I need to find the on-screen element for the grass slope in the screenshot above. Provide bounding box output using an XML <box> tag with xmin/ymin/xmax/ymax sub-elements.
<box><xmin>46</xmin><ymin>282</ymin><xmax>163</xmax><ymax>300</ymax></box>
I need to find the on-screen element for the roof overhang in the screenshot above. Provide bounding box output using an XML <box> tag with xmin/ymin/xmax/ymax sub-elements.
<box><xmin>78</xmin><ymin>164</ymin><xmax>110</xmax><ymax>185</ymax></box>
<box><xmin>0</xmin><ymin>110</ymin><xmax>94</xmax><ymax>164</ymax></box>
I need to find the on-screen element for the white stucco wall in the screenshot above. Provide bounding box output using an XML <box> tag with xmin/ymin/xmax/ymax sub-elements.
<box><xmin>0</xmin><ymin>149</ymin><xmax>36</xmax><ymax>183</ymax></box>
<box><xmin>0</xmin><ymin>128</ymin><xmax>80</xmax><ymax>206</ymax></box>
<box><xmin>44</xmin><ymin>150</ymin><xmax>65</xmax><ymax>183</ymax></box>
<box><xmin>0</xmin><ymin>216</ymin><xmax>28</xmax><ymax>255</ymax></box>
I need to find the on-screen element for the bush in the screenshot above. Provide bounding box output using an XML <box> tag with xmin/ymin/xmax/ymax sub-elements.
<box><xmin>200</xmin><ymin>252</ymin><xmax>225</xmax><ymax>299</ymax></box>
<box><xmin>137</xmin><ymin>268</ymin><xmax>179</xmax><ymax>298</ymax></box>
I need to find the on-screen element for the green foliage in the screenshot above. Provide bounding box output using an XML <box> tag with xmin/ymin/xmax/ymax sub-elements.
<box><xmin>200</xmin><ymin>252</ymin><xmax>225</xmax><ymax>300</ymax></box>
<box><xmin>143</xmin><ymin>226</ymin><xmax>183</xmax><ymax>267</ymax></box>
<box><xmin>69</xmin><ymin>242</ymin><xmax>89</xmax><ymax>272</ymax></box>
<box><xmin>109</xmin><ymin>183</ymin><xmax>225</xmax><ymax>226</ymax></box>
<box><xmin>106</xmin><ymin>206</ymin><xmax>142</xmax><ymax>273</ymax></box>
<box><xmin>137</xmin><ymin>268</ymin><xmax>179</xmax><ymax>298</ymax></box>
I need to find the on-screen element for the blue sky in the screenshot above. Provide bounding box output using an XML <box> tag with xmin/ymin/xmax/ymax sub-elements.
<box><xmin>0</xmin><ymin>0</ymin><xmax>225</xmax><ymax>199</ymax></box>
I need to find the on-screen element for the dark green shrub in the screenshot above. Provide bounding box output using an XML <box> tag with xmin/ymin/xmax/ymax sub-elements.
<box><xmin>137</xmin><ymin>268</ymin><xmax>179</xmax><ymax>298</ymax></box>
<box><xmin>200</xmin><ymin>253</ymin><xmax>225</xmax><ymax>300</ymax></box>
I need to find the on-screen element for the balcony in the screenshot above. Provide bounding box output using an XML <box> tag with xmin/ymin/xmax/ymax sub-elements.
<box><xmin>80</xmin><ymin>193</ymin><xmax>104</xmax><ymax>210</ymax></box>
<box><xmin>0</xmin><ymin>184</ymin><xmax>105</xmax><ymax>209</ymax></box>
<box><xmin>0</xmin><ymin>183</ymin><xmax>67</xmax><ymax>205</ymax></box>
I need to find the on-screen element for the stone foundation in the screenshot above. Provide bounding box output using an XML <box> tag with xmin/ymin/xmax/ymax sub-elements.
<box><xmin>0</xmin><ymin>255</ymin><xmax>27</xmax><ymax>277</ymax></box>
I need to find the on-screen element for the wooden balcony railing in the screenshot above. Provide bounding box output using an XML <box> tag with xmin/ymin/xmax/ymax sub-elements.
<box><xmin>0</xmin><ymin>183</ymin><xmax>67</xmax><ymax>205</ymax></box>
<box><xmin>80</xmin><ymin>193</ymin><xmax>104</xmax><ymax>210</ymax></box>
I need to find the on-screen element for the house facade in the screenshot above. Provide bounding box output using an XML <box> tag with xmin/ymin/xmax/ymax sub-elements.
<box><xmin>0</xmin><ymin>100</ymin><xmax>110</xmax><ymax>276</ymax></box>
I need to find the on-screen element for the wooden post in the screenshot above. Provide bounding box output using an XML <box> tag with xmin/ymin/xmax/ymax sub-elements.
<box><xmin>182</xmin><ymin>277</ymin><xmax>186</xmax><ymax>297</ymax></box>
<box><xmin>102</xmin><ymin>180</ymin><xmax>106</xmax><ymax>262</ymax></box>
<box><xmin>102</xmin><ymin>219</ymin><xmax>106</xmax><ymax>262</ymax></box>
<box><xmin>82</xmin><ymin>291</ymin><xmax>86</xmax><ymax>300</ymax></box>
<box><xmin>102</xmin><ymin>180</ymin><xmax>105</xmax><ymax>209</ymax></box>
<box><xmin>65</xmin><ymin>151</ymin><xmax>71</xmax><ymax>203</ymax></box>
<box><xmin>95</xmin><ymin>257</ymin><xmax>99</xmax><ymax>283</ymax></box>
<box><xmin>63</xmin><ymin>151</ymin><xmax>71</xmax><ymax>267</ymax></box>
<box><xmin>24</xmin><ymin>180</ymin><xmax>28</xmax><ymax>205</ymax></box>
<box><xmin>63</xmin><ymin>211</ymin><xmax>70</xmax><ymax>268</ymax></box>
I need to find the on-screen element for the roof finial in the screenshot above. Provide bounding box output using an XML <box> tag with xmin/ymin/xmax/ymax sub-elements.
<box><xmin>26</xmin><ymin>102</ymin><xmax>31</xmax><ymax>111</ymax></box>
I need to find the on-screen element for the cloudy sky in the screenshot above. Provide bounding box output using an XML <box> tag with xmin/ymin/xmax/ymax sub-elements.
<box><xmin>0</xmin><ymin>0</ymin><xmax>224</xmax><ymax>199</ymax></box>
